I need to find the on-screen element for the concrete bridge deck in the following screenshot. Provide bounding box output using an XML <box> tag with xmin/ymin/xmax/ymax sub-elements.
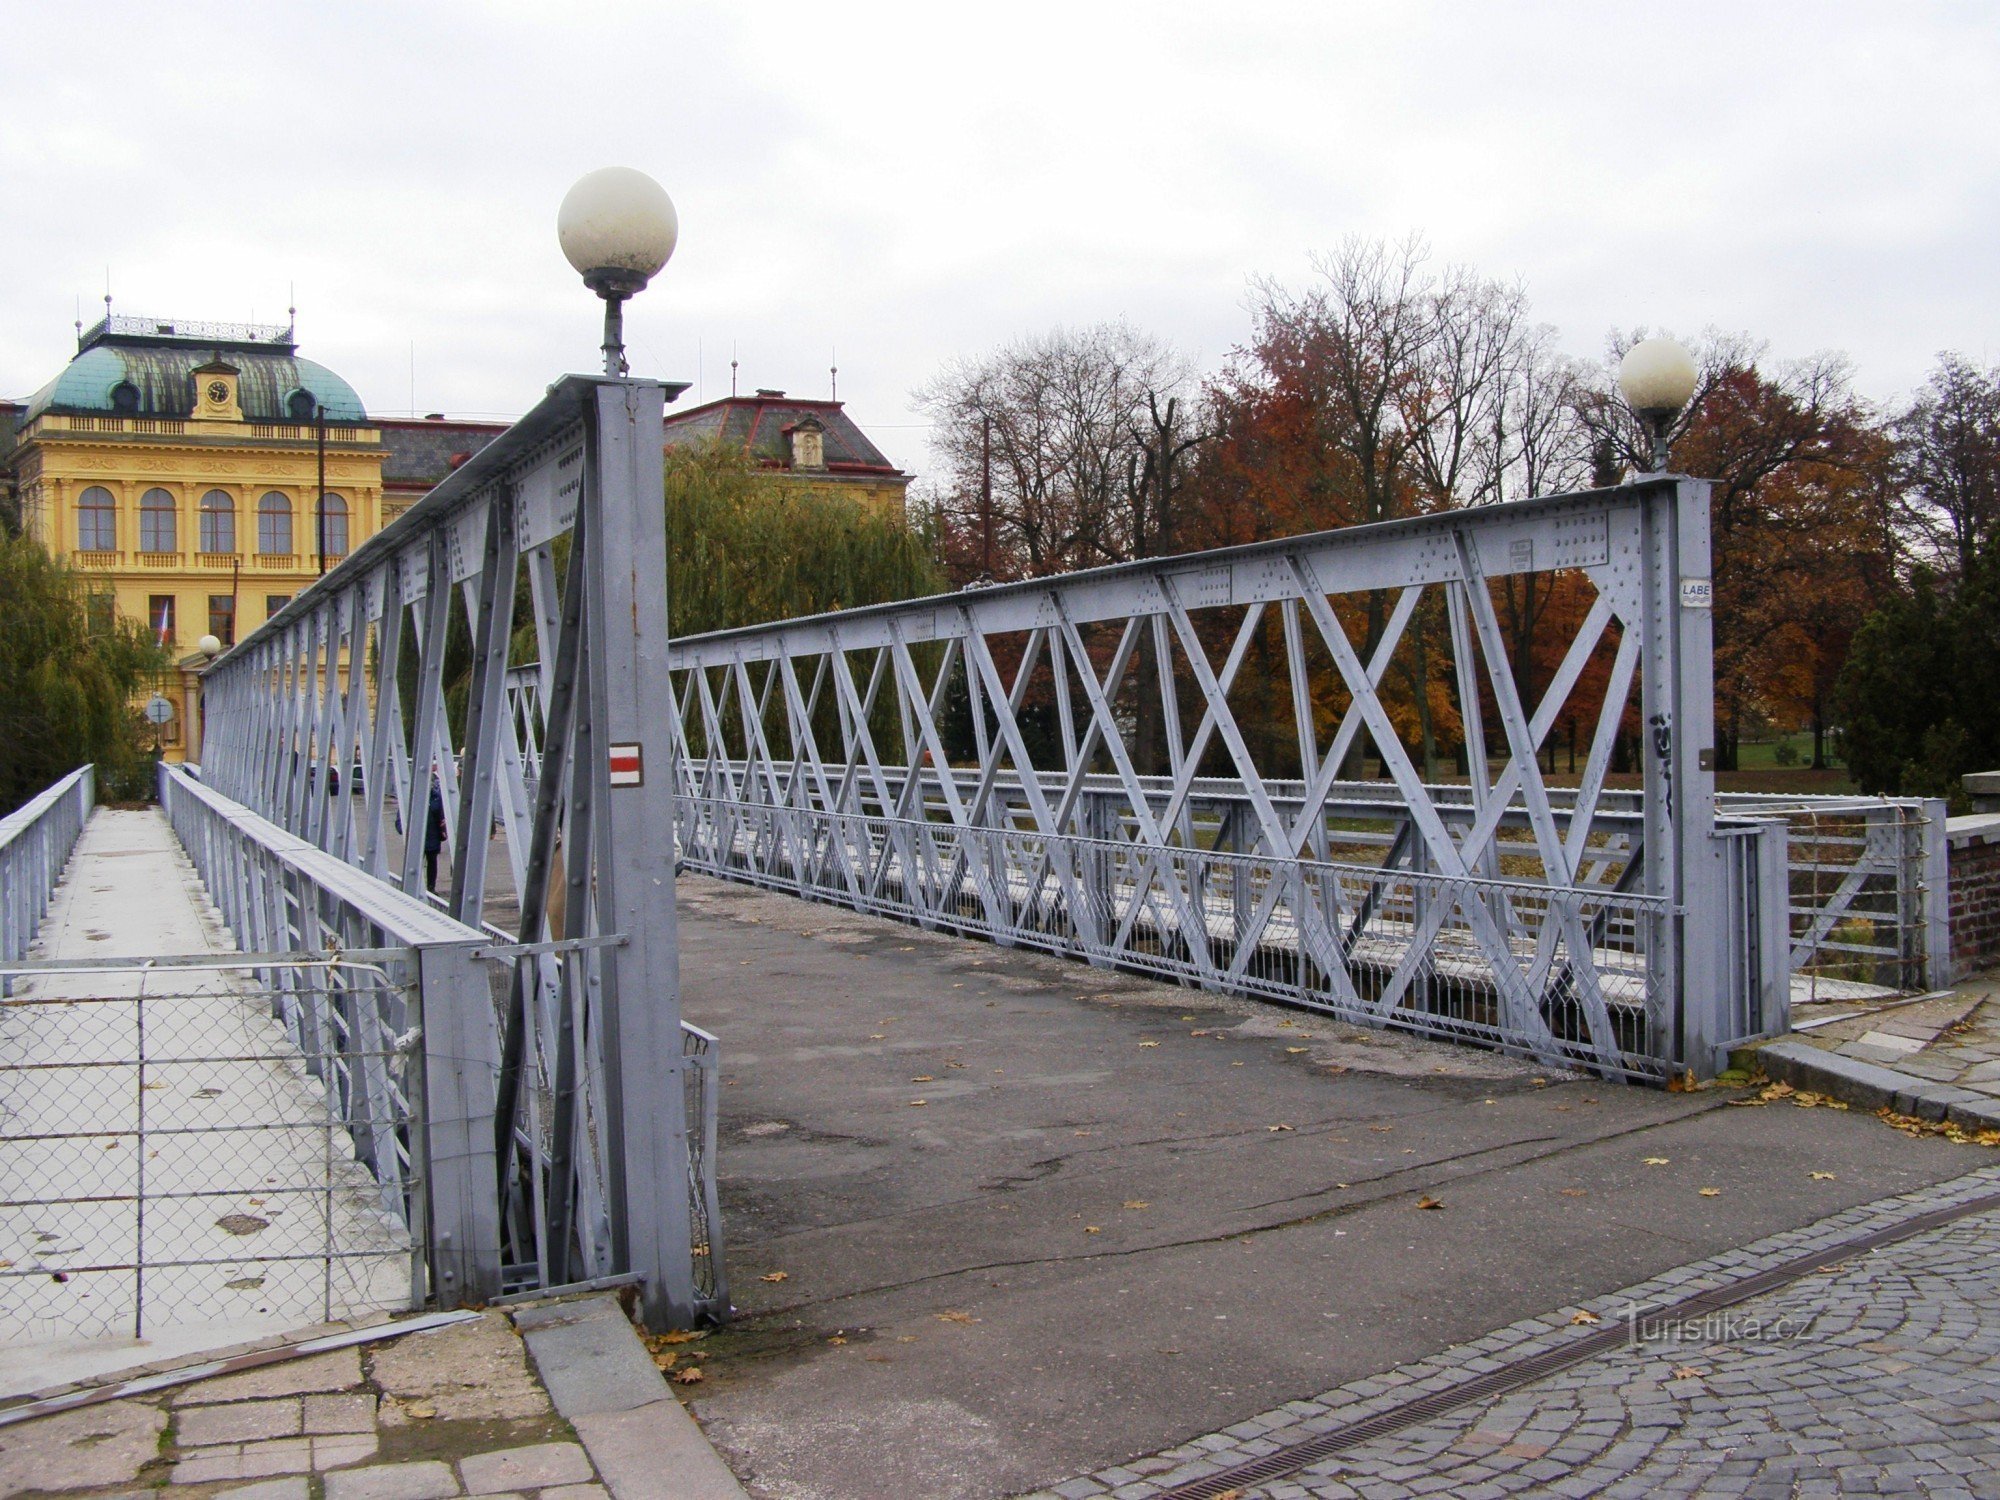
<box><xmin>0</xmin><ymin>809</ymin><xmax>410</xmax><ymax>1393</ymax></box>
<box><xmin>668</xmin><ymin>876</ymin><xmax>1988</xmax><ymax>1500</ymax></box>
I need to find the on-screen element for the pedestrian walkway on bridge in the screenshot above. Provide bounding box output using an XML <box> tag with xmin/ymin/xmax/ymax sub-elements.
<box><xmin>0</xmin><ymin>808</ymin><xmax>411</xmax><ymax>1393</ymax></box>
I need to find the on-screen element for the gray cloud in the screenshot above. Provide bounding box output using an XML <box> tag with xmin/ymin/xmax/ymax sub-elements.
<box><xmin>3</xmin><ymin>1</ymin><xmax>1993</xmax><ymax>481</ymax></box>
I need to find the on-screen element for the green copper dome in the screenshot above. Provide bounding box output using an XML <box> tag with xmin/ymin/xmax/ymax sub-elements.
<box><xmin>23</xmin><ymin>318</ymin><xmax>367</xmax><ymax>424</ymax></box>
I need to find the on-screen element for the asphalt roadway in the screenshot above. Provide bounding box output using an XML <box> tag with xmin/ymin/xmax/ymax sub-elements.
<box><xmin>667</xmin><ymin>875</ymin><xmax>1989</xmax><ymax>1500</ymax></box>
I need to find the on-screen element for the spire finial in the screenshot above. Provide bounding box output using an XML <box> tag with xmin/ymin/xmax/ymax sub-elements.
<box><xmin>830</xmin><ymin>347</ymin><xmax>838</xmax><ymax>401</ymax></box>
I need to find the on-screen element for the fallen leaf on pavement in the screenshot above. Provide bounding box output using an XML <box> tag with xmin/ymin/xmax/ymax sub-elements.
<box><xmin>657</xmin><ymin>1329</ymin><xmax>706</xmax><ymax>1344</ymax></box>
<box><xmin>1811</xmin><ymin>1171</ymin><xmax>1837</xmax><ymax>1180</ymax></box>
<box><xmin>405</xmin><ymin>1401</ymin><xmax>436</xmax><ymax>1419</ymax></box>
<box><xmin>1697</xmin><ymin>1187</ymin><xmax>1722</xmax><ymax>1197</ymax></box>
<box><xmin>1123</xmin><ymin>1200</ymin><xmax>1150</xmax><ymax>1209</ymax></box>
<box><xmin>936</xmin><ymin>1310</ymin><xmax>979</xmax><ymax>1323</ymax></box>
<box><xmin>1369</xmin><ymin>1124</ymin><xmax>1394</xmax><ymax>1132</ymax></box>
<box><xmin>827</xmin><ymin>1335</ymin><xmax>848</xmax><ymax>1345</ymax></box>
<box><xmin>1286</xmin><ymin>1046</ymin><xmax>1309</xmax><ymax>1054</ymax></box>
<box><xmin>1560</xmin><ymin>1188</ymin><xmax>1587</xmax><ymax>1198</ymax></box>
<box><xmin>1671</xmin><ymin>1366</ymin><xmax>1708</xmax><ymax>1380</ymax></box>
<box><xmin>1570</xmin><ymin>1310</ymin><xmax>1601</xmax><ymax>1325</ymax></box>
<box><xmin>760</xmin><ymin>1271</ymin><xmax>789</xmax><ymax>1283</ymax></box>
<box><xmin>908</xmin><ymin>1099</ymin><xmax>928</xmax><ymax>1107</ymax></box>
<box><xmin>1416</xmin><ymin>1196</ymin><xmax>1443</xmax><ymax>1210</ymax></box>
<box><xmin>1138</xmin><ymin>1041</ymin><xmax>1161</xmax><ymax>1048</ymax></box>
<box><xmin>1084</xmin><ymin>1225</ymin><xmax>1102</xmax><ymax>1233</ymax></box>
<box><xmin>912</xmin><ymin>1075</ymin><xmax>935</xmax><ymax>1083</ymax></box>
<box><xmin>1268</xmin><ymin>1123</ymin><xmax>1294</xmax><ymax>1132</ymax></box>
<box><xmin>1644</xmin><ymin>1157</ymin><xmax>1670</xmax><ymax>1166</ymax></box>
<box><xmin>673</xmin><ymin>1367</ymin><xmax>705</xmax><ymax>1385</ymax></box>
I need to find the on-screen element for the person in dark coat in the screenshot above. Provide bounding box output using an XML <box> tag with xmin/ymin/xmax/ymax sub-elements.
<box><xmin>424</xmin><ymin>777</ymin><xmax>448</xmax><ymax>893</ymax></box>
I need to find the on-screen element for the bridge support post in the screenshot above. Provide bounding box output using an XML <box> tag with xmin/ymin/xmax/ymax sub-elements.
<box><xmin>1657</xmin><ymin>477</ymin><xmax>1726</xmax><ymax>1076</ymax></box>
<box><xmin>415</xmin><ymin>940</ymin><xmax>504</xmax><ymax>1307</ymax></box>
<box><xmin>585</xmin><ymin>380</ymin><xmax>700</xmax><ymax>1329</ymax></box>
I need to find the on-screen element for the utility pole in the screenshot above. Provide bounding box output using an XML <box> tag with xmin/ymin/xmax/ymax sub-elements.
<box><xmin>980</xmin><ymin>411</ymin><xmax>993</xmax><ymax>580</ymax></box>
<box><xmin>316</xmin><ymin>400</ymin><xmax>328</xmax><ymax>575</ymax></box>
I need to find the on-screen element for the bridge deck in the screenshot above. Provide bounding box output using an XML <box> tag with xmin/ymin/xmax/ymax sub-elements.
<box><xmin>0</xmin><ymin>809</ymin><xmax>408</xmax><ymax>1392</ymax></box>
<box><xmin>672</xmin><ymin>876</ymin><xmax>1973</xmax><ymax>1500</ymax></box>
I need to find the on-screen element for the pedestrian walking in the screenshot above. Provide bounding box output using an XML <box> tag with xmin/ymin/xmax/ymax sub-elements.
<box><xmin>425</xmin><ymin>776</ymin><xmax>448</xmax><ymax>893</ymax></box>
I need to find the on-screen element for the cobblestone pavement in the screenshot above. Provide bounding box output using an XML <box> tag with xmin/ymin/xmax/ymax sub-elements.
<box><xmin>0</xmin><ymin>1311</ymin><xmax>610</xmax><ymax>1499</ymax></box>
<box><xmin>1028</xmin><ymin>1164</ymin><xmax>2000</xmax><ymax>1499</ymax></box>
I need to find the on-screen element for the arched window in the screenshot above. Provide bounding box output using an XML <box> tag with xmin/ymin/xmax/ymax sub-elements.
<box><xmin>287</xmin><ymin>389</ymin><xmax>318</xmax><ymax>422</ymax></box>
<box><xmin>140</xmin><ymin>488</ymin><xmax>177</xmax><ymax>554</ymax></box>
<box><xmin>199</xmin><ymin>490</ymin><xmax>236</xmax><ymax>555</ymax></box>
<box><xmin>257</xmin><ymin>492</ymin><xmax>293</xmax><ymax>556</ymax></box>
<box><xmin>77</xmin><ymin>486</ymin><xmax>116</xmax><ymax>552</ymax></box>
<box><xmin>110</xmin><ymin>381</ymin><xmax>140</xmax><ymax>414</ymax></box>
<box><xmin>318</xmin><ymin>493</ymin><xmax>350</xmax><ymax>560</ymax></box>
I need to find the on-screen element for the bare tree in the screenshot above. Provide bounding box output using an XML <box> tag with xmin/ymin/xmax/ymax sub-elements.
<box><xmin>915</xmin><ymin>323</ymin><xmax>1190</xmax><ymax>582</ymax></box>
<box><xmin>1894</xmin><ymin>353</ymin><xmax>2000</xmax><ymax>578</ymax></box>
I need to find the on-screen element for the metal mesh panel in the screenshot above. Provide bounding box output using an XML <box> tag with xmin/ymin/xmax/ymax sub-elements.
<box><xmin>0</xmin><ymin>960</ymin><xmax>419</xmax><ymax>1344</ymax></box>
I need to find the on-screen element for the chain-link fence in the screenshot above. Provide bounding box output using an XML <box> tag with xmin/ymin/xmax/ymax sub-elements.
<box><xmin>0</xmin><ymin>955</ymin><xmax>420</xmax><ymax>1345</ymax></box>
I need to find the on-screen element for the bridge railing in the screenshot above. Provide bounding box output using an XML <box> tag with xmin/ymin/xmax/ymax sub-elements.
<box><xmin>680</xmin><ymin>765</ymin><xmax>1940</xmax><ymax>995</ymax></box>
<box><xmin>0</xmin><ymin>766</ymin><xmax>95</xmax><ymax>978</ymax></box>
<box><xmin>158</xmin><ymin>761</ymin><xmax>502</xmax><ymax>1308</ymax></box>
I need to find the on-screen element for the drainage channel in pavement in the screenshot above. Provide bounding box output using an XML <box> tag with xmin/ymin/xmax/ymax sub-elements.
<box><xmin>1149</xmin><ymin>1185</ymin><xmax>2000</xmax><ymax>1500</ymax></box>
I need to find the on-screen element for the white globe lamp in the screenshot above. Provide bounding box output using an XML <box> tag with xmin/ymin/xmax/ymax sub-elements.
<box><xmin>196</xmin><ymin>633</ymin><xmax>223</xmax><ymax>659</ymax></box>
<box><xmin>557</xmin><ymin>167</ymin><xmax>679</xmax><ymax>377</ymax></box>
<box><xmin>1617</xmin><ymin>337</ymin><xmax>1698</xmax><ymax>473</ymax></box>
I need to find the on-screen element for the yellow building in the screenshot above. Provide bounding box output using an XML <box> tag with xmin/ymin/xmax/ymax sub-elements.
<box><xmin>5</xmin><ymin>315</ymin><xmax>385</xmax><ymax>757</ymax></box>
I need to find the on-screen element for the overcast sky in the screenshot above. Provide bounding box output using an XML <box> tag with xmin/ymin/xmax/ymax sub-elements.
<box><xmin>2</xmin><ymin>2</ymin><xmax>1994</xmax><ymax>484</ymax></box>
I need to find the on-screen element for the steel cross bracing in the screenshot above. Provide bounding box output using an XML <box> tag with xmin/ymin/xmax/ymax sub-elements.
<box><xmin>665</xmin><ymin>477</ymin><xmax>1789</xmax><ymax>1081</ymax></box>
<box><xmin>193</xmin><ymin>375</ymin><xmax>720</xmax><ymax>1326</ymax></box>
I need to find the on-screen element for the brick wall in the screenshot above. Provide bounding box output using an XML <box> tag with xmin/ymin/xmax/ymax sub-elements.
<box><xmin>1949</xmin><ymin>817</ymin><xmax>2000</xmax><ymax>975</ymax></box>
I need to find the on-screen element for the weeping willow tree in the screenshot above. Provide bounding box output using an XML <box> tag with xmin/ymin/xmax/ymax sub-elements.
<box><xmin>665</xmin><ymin>441</ymin><xmax>941</xmax><ymax>636</ymax></box>
<box><xmin>666</xmin><ymin>442</ymin><xmax>945</xmax><ymax>762</ymax></box>
<box><xmin>0</xmin><ymin>533</ymin><xmax>167</xmax><ymax>812</ymax></box>
<box><xmin>431</xmin><ymin>442</ymin><xmax>942</xmax><ymax>748</ymax></box>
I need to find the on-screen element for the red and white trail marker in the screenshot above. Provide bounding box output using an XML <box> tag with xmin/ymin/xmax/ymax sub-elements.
<box><xmin>609</xmin><ymin>743</ymin><xmax>644</xmax><ymax>787</ymax></box>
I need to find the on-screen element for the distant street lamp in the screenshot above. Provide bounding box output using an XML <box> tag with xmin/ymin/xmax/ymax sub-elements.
<box><xmin>1617</xmin><ymin>337</ymin><xmax>1698</xmax><ymax>473</ymax></box>
<box><xmin>557</xmin><ymin>167</ymin><xmax>680</xmax><ymax>377</ymax></box>
<box><xmin>196</xmin><ymin>634</ymin><xmax>222</xmax><ymax>659</ymax></box>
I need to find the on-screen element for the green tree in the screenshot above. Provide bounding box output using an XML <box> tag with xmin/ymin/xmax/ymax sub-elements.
<box><xmin>1834</xmin><ymin>557</ymin><xmax>2000</xmax><ymax>800</ymax></box>
<box><xmin>0</xmin><ymin>533</ymin><xmax>168</xmax><ymax>812</ymax></box>
<box><xmin>665</xmin><ymin>442</ymin><xmax>941</xmax><ymax>636</ymax></box>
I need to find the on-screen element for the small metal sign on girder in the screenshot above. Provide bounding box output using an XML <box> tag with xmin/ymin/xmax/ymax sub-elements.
<box><xmin>144</xmin><ymin>695</ymin><xmax>175</xmax><ymax>725</ymax></box>
<box><xmin>1680</xmin><ymin>578</ymin><xmax>1713</xmax><ymax>609</ymax></box>
<box><xmin>608</xmin><ymin>743</ymin><xmax>643</xmax><ymax>787</ymax></box>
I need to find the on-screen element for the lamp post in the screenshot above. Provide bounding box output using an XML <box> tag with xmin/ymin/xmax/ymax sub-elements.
<box><xmin>1617</xmin><ymin>337</ymin><xmax>1698</xmax><ymax>474</ymax></box>
<box><xmin>187</xmin><ymin>634</ymin><xmax>223</xmax><ymax>767</ymax></box>
<box><xmin>557</xmin><ymin>167</ymin><xmax>680</xmax><ymax>377</ymax></box>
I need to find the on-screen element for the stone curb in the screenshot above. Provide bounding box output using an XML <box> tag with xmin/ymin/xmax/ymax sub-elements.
<box><xmin>511</xmin><ymin>1294</ymin><xmax>747</xmax><ymax>1500</ymax></box>
<box><xmin>1750</xmin><ymin>1038</ymin><xmax>2000</xmax><ymax>1130</ymax></box>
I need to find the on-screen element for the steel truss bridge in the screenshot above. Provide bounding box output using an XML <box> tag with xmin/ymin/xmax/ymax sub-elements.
<box><xmin>661</xmin><ymin>477</ymin><xmax>1947</xmax><ymax>1083</ymax></box>
<box><xmin>66</xmin><ymin>379</ymin><xmax>1941</xmax><ymax>1333</ymax></box>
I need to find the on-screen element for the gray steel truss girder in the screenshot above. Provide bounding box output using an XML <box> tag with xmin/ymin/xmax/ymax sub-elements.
<box><xmin>667</xmin><ymin>478</ymin><xmax>1771</xmax><ymax>1081</ymax></box>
